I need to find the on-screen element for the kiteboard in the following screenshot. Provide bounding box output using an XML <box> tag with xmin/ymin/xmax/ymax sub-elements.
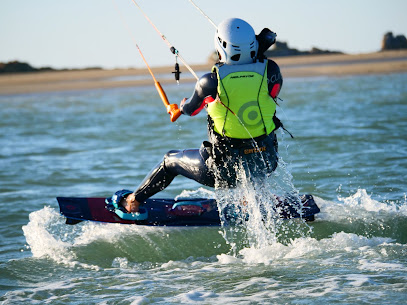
<box><xmin>57</xmin><ymin>194</ymin><xmax>320</xmax><ymax>226</ymax></box>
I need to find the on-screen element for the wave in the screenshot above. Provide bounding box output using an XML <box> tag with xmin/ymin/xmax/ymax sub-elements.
<box><xmin>22</xmin><ymin>206</ymin><xmax>227</xmax><ymax>268</ymax></box>
<box><xmin>218</xmin><ymin>231</ymin><xmax>404</xmax><ymax>265</ymax></box>
<box><xmin>314</xmin><ymin>189</ymin><xmax>407</xmax><ymax>243</ymax></box>
<box><xmin>22</xmin><ymin>189</ymin><xmax>406</xmax><ymax>268</ymax></box>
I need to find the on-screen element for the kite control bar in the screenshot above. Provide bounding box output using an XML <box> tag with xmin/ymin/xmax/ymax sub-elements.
<box><xmin>135</xmin><ymin>44</ymin><xmax>181</xmax><ymax>122</ymax></box>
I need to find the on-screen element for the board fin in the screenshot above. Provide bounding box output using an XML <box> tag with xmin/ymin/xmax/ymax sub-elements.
<box><xmin>65</xmin><ymin>218</ymin><xmax>83</xmax><ymax>225</ymax></box>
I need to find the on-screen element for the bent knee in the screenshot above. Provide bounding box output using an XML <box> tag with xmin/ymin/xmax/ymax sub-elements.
<box><xmin>162</xmin><ymin>150</ymin><xmax>184</xmax><ymax>173</ymax></box>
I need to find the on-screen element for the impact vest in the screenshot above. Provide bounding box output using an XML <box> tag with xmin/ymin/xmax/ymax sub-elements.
<box><xmin>208</xmin><ymin>61</ymin><xmax>276</xmax><ymax>139</ymax></box>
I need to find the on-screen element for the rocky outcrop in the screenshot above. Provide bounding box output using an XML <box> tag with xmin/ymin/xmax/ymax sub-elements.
<box><xmin>265</xmin><ymin>41</ymin><xmax>342</xmax><ymax>57</ymax></box>
<box><xmin>0</xmin><ymin>61</ymin><xmax>38</xmax><ymax>73</ymax></box>
<box><xmin>381</xmin><ymin>32</ymin><xmax>407</xmax><ymax>50</ymax></box>
<box><xmin>0</xmin><ymin>61</ymin><xmax>102</xmax><ymax>74</ymax></box>
<box><xmin>207</xmin><ymin>41</ymin><xmax>343</xmax><ymax>63</ymax></box>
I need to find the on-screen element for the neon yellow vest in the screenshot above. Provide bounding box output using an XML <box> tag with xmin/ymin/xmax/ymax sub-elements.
<box><xmin>208</xmin><ymin>61</ymin><xmax>276</xmax><ymax>139</ymax></box>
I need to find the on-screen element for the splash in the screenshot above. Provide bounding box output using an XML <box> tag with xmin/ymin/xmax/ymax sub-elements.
<box><xmin>217</xmin><ymin>231</ymin><xmax>399</xmax><ymax>266</ymax></box>
<box><xmin>316</xmin><ymin>189</ymin><xmax>407</xmax><ymax>243</ymax></box>
<box><xmin>22</xmin><ymin>206</ymin><xmax>157</xmax><ymax>267</ymax></box>
<box><xmin>337</xmin><ymin>189</ymin><xmax>407</xmax><ymax>216</ymax></box>
<box><xmin>317</xmin><ymin>188</ymin><xmax>407</xmax><ymax>224</ymax></box>
<box><xmin>175</xmin><ymin>187</ymin><xmax>215</xmax><ymax>200</ymax></box>
<box><xmin>22</xmin><ymin>206</ymin><xmax>83</xmax><ymax>267</ymax></box>
<box><xmin>22</xmin><ymin>206</ymin><xmax>228</xmax><ymax>266</ymax></box>
<box><xmin>210</xmin><ymin>145</ymin><xmax>312</xmax><ymax>256</ymax></box>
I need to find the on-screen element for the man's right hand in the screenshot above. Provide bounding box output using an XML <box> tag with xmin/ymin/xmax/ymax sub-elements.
<box><xmin>122</xmin><ymin>193</ymin><xmax>140</xmax><ymax>213</ymax></box>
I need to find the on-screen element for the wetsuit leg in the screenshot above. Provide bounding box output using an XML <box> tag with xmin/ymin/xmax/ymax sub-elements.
<box><xmin>134</xmin><ymin>147</ymin><xmax>215</xmax><ymax>203</ymax></box>
<box><xmin>133</xmin><ymin>133</ymin><xmax>278</xmax><ymax>202</ymax></box>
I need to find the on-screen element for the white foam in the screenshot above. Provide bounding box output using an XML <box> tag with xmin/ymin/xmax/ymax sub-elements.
<box><xmin>74</xmin><ymin>222</ymin><xmax>125</xmax><ymax>245</ymax></box>
<box><xmin>216</xmin><ymin>253</ymin><xmax>243</xmax><ymax>264</ymax></box>
<box><xmin>345</xmin><ymin>274</ymin><xmax>372</xmax><ymax>287</ymax></box>
<box><xmin>175</xmin><ymin>187</ymin><xmax>215</xmax><ymax>200</ymax></box>
<box><xmin>339</xmin><ymin>189</ymin><xmax>407</xmax><ymax>215</ymax></box>
<box><xmin>160</xmin><ymin>260</ymin><xmax>190</xmax><ymax>270</ymax></box>
<box><xmin>22</xmin><ymin>206</ymin><xmax>159</xmax><ymax>268</ymax></box>
<box><xmin>112</xmin><ymin>257</ymin><xmax>129</xmax><ymax>268</ymax></box>
<box><xmin>315</xmin><ymin>188</ymin><xmax>407</xmax><ymax>223</ymax></box>
<box><xmin>358</xmin><ymin>259</ymin><xmax>406</xmax><ymax>272</ymax></box>
<box><xmin>218</xmin><ymin>231</ymin><xmax>396</xmax><ymax>265</ymax></box>
<box><xmin>128</xmin><ymin>296</ymin><xmax>150</xmax><ymax>305</ymax></box>
<box><xmin>22</xmin><ymin>206</ymin><xmax>77</xmax><ymax>265</ymax></box>
<box><xmin>177</xmin><ymin>289</ymin><xmax>217</xmax><ymax>303</ymax></box>
<box><xmin>23</xmin><ymin>192</ymin><xmax>404</xmax><ymax>274</ymax></box>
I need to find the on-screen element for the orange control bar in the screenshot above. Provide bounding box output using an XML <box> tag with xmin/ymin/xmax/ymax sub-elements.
<box><xmin>154</xmin><ymin>81</ymin><xmax>181</xmax><ymax>122</ymax></box>
<box><xmin>136</xmin><ymin>44</ymin><xmax>181</xmax><ymax>122</ymax></box>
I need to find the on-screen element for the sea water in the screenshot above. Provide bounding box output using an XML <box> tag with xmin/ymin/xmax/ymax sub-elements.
<box><xmin>1</xmin><ymin>73</ymin><xmax>406</xmax><ymax>304</ymax></box>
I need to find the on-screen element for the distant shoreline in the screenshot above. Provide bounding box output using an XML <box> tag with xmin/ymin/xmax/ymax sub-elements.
<box><xmin>1</xmin><ymin>50</ymin><xmax>406</xmax><ymax>95</ymax></box>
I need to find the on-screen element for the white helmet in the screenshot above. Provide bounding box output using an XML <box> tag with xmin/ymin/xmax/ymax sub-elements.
<box><xmin>214</xmin><ymin>18</ymin><xmax>258</xmax><ymax>65</ymax></box>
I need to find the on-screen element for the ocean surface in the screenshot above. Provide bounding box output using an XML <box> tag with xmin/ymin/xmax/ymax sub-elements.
<box><xmin>1</xmin><ymin>72</ymin><xmax>406</xmax><ymax>304</ymax></box>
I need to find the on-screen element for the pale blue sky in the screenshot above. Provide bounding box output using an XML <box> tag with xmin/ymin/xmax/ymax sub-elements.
<box><xmin>1</xmin><ymin>0</ymin><xmax>406</xmax><ymax>70</ymax></box>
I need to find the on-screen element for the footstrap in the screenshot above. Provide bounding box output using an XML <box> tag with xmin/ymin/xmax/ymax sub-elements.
<box><xmin>105</xmin><ymin>190</ymin><xmax>148</xmax><ymax>221</ymax></box>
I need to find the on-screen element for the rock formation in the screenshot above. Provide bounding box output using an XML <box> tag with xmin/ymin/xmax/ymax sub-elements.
<box><xmin>381</xmin><ymin>32</ymin><xmax>407</xmax><ymax>50</ymax></box>
<box><xmin>0</xmin><ymin>61</ymin><xmax>37</xmax><ymax>73</ymax></box>
<box><xmin>265</xmin><ymin>41</ymin><xmax>342</xmax><ymax>57</ymax></box>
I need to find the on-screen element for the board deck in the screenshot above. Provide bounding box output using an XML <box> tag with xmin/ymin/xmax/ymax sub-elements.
<box><xmin>57</xmin><ymin>195</ymin><xmax>320</xmax><ymax>226</ymax></box>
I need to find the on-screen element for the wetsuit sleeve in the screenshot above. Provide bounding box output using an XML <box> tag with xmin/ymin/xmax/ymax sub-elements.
<box><xmin>267</xmin><ymin>60</ymin><xmax>283</xmax><ymax>99</ymax></box>
<box><xmin>180</xmin><ymin>72</ymin><xmax>218</xmax><ymax>116</ymax></box>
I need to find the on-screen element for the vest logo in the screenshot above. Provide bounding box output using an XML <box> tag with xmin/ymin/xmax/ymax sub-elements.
<box><xmin>268</xmin><ymin>72</ymin><xmax>281</xmax><ymax>84</ymax></box>
<box><xmin>230</xmin><ymin>74</ymin><xmax>254</xmax><ymax>79</ymax></box>
<box><xmin>237</xmin><ymin>101</ymin><xmax>263</xmax><ymax>128</ymax></box>
<box><xmin>244</xmin><ymin>146</ymin><xmax>266</xmax><ymax>154</ymax></box>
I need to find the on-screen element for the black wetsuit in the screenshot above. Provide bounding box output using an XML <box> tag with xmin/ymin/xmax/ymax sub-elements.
<box><xmin>133</xmin><ymin>60</ymin><xmax>283</xmax><ymax>203</ymax></box>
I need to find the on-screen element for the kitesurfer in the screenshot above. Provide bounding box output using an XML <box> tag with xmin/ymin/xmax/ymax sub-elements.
<box><xmin>119</xmin><ymin>18</ymin><xmax>284</xmax><ymax>213</ymax></box>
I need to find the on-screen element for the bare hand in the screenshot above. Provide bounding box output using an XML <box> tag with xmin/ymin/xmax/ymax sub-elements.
<box><xmin>122</xmin><ymin>193</ymin><xmax>140</xmax><ymax>213</ymax></box>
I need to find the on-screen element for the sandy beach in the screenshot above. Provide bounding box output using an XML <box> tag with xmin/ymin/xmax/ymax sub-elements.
<box><xmin>1</xmin><ymin>50</ymin><xmax>406</xmax><ymax>95</ymax></box>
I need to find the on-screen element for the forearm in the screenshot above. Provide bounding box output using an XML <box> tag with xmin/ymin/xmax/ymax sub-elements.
<box><xmin>180</xmin><ymin>72</ymin><xmax>218</xmax><ymax>116</ymax></box>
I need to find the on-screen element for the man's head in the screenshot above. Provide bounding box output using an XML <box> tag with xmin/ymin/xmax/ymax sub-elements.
<box><xmin>214</xmin><ymin>18</ymin><xmax>258</xmax><ymax>65</ymax></box>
